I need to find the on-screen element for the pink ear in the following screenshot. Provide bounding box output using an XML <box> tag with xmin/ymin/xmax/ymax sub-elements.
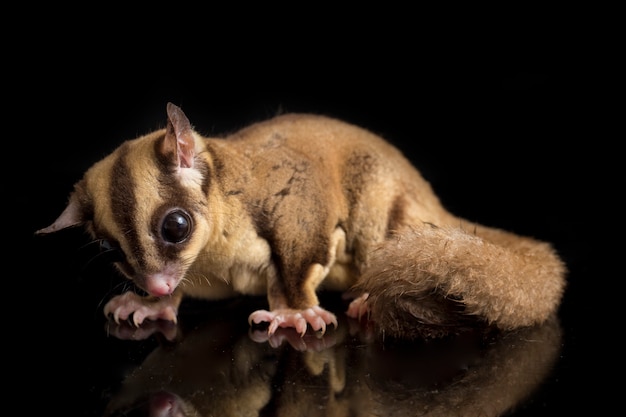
<box><xmin>35</xmin><ymin>194</ymin><xmax>83</xmax><ymax>234</ymax></box>
<box><xmin>161</xmin><ymin>102</ymin><xmax>196</xmax><ymax>169</ymax></box>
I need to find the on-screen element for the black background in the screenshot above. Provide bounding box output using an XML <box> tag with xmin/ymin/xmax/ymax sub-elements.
<box><xmin>15</xmin><ymin>9</ymin><xmax>610</xmax><ymax>416</ymax></box>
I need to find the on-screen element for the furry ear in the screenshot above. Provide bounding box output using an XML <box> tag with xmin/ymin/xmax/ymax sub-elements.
<box><xmin>35</xmin><ymin>193</ymin><xmax>84</xmax><ymax>234</ymax></box>
<box><xmin>159</xmin><ymin>102</ymin><xmax>196</xmax><ymax>169</ymax></box>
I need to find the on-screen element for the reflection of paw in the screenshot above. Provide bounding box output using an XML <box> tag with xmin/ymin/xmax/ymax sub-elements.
<box><xmin>103</xmin><ymin>292</ymin><xmax>178</xmax><ymax>326</ymax></box>
<box><xmin>104</xmin><ymin>318</ymin><xmax>178</xmax><ymax>341</ymax></box>
<box><xmin>346</xmin><ymin>314</ymin><xmax>376</xmax><ymax>343</ymax></box>
<box><xmin>249</xmin><ymin>326</ymin><xmax>339</xmax><ymax>351</ymax></box>
<box><xmin>248</xmin><ymin>306</ymin><xmax>338</xmax><ymax>336</ymax></box>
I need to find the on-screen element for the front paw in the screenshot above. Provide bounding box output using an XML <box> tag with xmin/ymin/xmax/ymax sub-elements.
<box><xmin>103</xmin><ymin>292</ymin><xmax>178</xmax><ymax>326</ymax></box>
<box><xmin>248</xmin><ymin>306</ymin><xmax>338</xmax><ymax>336</ymax></box>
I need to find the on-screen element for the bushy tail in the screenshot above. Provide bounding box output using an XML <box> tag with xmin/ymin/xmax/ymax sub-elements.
<box><xmin>353</xmin><ymin>223</ymin><xmax>567</xmax><ymax>339</ymax></box>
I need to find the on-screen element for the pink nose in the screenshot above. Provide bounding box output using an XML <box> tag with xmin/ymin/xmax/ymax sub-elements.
<box><xmin>145</xmin><ymin>273</ymin><xmax>177</xmax><ymax>297</ymax></box>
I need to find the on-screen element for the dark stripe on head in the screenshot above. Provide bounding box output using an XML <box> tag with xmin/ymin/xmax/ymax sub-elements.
<box><xmin>110</xmin><ymin>144</ymin><xmax>145</xmax><ymax>272</ymax></box>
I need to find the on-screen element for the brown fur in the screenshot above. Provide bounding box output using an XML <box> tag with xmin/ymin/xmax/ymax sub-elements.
<box><xmin>353</xmin><ymin>224</ymin><xmax>566</xmax><ymax>338</ymax></box>
<box><xmin>35</xmin><ymin>103</ymin><xmax>566</xmax><ymax>338</ymax></box>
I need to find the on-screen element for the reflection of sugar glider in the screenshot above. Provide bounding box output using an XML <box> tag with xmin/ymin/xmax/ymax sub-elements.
<box><xmin>103</xmin><ymin>306</ymin><xmax>563</xmax><ymax>417</ymax></box>
<box><xmin>36</xmin><ymin>102</ymin><xmax>566</xmax><ymax>337</ymax></box>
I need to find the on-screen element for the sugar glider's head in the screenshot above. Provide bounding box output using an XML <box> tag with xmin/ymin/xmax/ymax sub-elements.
<box><xmin>36</xmin><ymin>103</ymin><xmax>214</xmax><ymax>297</ymax></box>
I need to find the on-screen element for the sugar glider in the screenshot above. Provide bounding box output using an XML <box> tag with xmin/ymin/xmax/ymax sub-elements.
<box><xmin>36</xmin><ymin>103</ymin><xmax>566</xmax><ymax>338</ymax></box>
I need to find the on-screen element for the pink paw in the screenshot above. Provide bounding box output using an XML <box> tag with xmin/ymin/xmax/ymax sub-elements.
<box><xmin>103</xmin><ymin>292</ymin><xmax>178</xmax><ymax>326</ymax></box>
<box><xmin>346</xmin><ymin>292</ymin><xmax>370</xmax><ymax>320</ymax></box>
<box><xmin>248</xmin><ymin>306</ymin><xmax>338</xmax><ymax>336</ymax></box>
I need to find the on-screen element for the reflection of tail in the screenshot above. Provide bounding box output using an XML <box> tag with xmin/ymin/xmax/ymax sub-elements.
<box><xmin>364</xmin><ymin>314</ymin><xmax>563</xmax><ymax>416</ymax></box>
<box><xmin>353</xmin><ymin>223</ymin><xmax>567</xmax><ymax>338</ymax></box>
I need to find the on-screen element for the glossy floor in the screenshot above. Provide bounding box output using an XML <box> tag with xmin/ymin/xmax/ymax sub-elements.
<box><xmin>96</xmin><ymin>297</ymin><xmax>564</xmax><ymax>417</ymax></box>
<box><xmin>30</xmin><ymin>223</ymin><xmax>582</xmax><ymax>416</ymax></box>
<box><xmin>33</xmin><ymin>273</ymin><xmax>570</xmax><ymax>417</ymax></box>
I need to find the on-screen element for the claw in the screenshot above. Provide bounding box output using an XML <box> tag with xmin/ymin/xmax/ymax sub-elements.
<box><xmin>268</xmin><ymin>318</ymin><xmax>280</xmax><ymax>335</ymax></box>
<box><xmin>312</xmin><ymin>305</ymin><xmax>338</xmax><ymax>329</ymax></box>
<box><xmin>112</xmin><ymin>308</ymin><xmax>122</xmax><ymax>325</ymax></box>
<box><xmin>294</xmin><ymin>316</ymin><xmax>307</xmax><ymax>337</ymax></box>
<box><xmin>316</xmin><ymin>320</ymin><xmax>327</xmax><ymax>335</ymax></box>
<box><xmin>346</xmin><ymin>293</ymin><xmax>370</xmax><ymax>320</ymax></box>
<box><xmin>132</xmin><ymin>311</ymin><xmax>145</xmax><ymax>327</ymax></box>
<box><xmin>249</xmin><ymin>306</ymin><xmax>338</xmax><ymax>337</ymax></box>
<box><xmin>249</xmin><ymin>310</ymin><xmax>274</xmax><ymax>326</ymax></box>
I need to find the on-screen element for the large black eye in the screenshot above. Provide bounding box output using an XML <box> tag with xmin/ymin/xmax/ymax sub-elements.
<box><xmin>161</xmin><ymin>209</ymin><xmax>192</xmax><ymax>243</ymax></box>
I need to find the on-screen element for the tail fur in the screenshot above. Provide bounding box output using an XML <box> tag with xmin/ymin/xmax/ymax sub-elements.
<box><xmin>353</xmin><ymin>223</ymin><xmax>567</xmax><ymax>339</ymax></box>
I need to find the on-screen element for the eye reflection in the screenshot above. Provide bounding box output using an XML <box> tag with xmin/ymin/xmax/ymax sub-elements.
<box><xmin>161</xmin><ymin>210</ymin><xmax>192</xmax><ymax>243</ymax></box>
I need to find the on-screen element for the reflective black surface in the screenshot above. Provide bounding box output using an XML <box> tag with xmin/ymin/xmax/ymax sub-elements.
<box><xmin>85</xmin><ymin>295</ymin><xmax>564</xmax><ymax>417</ymax></box>
<box><xmin>26</xmin><ymin>232</ymin><xmax>581</xmax><ymax>417</ymax></box>
<box><xmin>22</xmin><ymin>32</ymin><xmax>602</xmax><ymax>416</ymax></box>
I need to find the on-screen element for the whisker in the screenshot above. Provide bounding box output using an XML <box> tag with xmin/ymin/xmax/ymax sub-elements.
<box><xmin>96</xmin><ymin>279</ymin><xmax>136</xmax><ymax>310</ymax></box>
<box><xmin>77</xmin><ymin>239</ymin><xmax>124</xmax><ymax>278</ymax></box>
